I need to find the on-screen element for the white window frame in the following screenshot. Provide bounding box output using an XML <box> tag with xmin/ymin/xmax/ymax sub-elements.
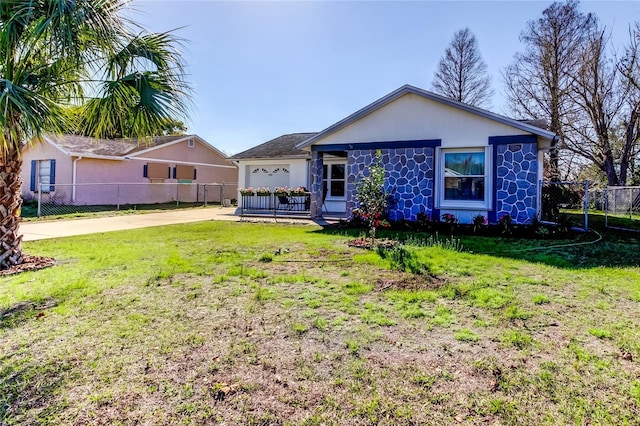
<box><xmin>436</xmin><ymin>147</ymin><xmax>492</xmax><ymax>210</ymax></box>
<box><xmin>35</xmin><ymin>159</ymin><xmax>55</xmax><ymax>193</ymax></box>
<box><xmin>323</xmin><ymin>161</ymin><xmax>347</xmax><ymax>200</ymax></box>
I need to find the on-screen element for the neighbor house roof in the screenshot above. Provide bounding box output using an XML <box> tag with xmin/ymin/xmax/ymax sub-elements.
<box><xmin>296</xmin><ymin>85</ymin><xmax>558</xmax><ymax>149</ymax></box>
<box><xmin>39</xmin><ymin>134</ymin><xmax>227</xmax><ymax>160</ymax></box>
<box><xmin>229</xmin><ymin>132</ymin><xmax>317</xmax><ymax>160</ymax></box>
<box><xmin>42</xmin><ymin>134</ymin><xmax>185</xmax><ymax>158</ymax></box>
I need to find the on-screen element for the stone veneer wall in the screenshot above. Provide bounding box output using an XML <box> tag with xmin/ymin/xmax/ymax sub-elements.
<box><xmin>309</xmin><ymin>151</ymin><xmax>323</xmax><ymax>218</ymax></box>
<box><xmin>346</xmin><ymin>147</ymin><xmax>435</xmax><ymax>221</ymax></box>
<box><xmin>494</xmin><ymin>142</ymin><xmax>538</xmax><ymax>224</ymax></box>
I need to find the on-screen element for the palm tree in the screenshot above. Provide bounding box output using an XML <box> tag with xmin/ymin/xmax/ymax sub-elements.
<box><xmin>0</xmin><ymin>0</ymin><xmax>191</xmax><ymax>269</ymax></box>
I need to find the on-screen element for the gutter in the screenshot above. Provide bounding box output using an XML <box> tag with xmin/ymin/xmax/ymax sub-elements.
<box><xmin>72</xmin><ymin>156</ymin><xmax>82</xmax><ymax>202</ymax></box>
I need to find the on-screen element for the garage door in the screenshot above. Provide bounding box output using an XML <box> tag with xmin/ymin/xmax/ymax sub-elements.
<box><xmin>248</xmin><ymin>165</ymin><xmax>290</xmax><ymax>189</ymax></box>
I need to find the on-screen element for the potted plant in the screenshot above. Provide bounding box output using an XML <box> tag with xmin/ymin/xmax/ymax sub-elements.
<box><xmin>274</xmin><ymin>187</ymin><xmax>289</xmax><ymax>196</ymax></box>
<box><xmin>239</xmin><ymin>187</ymin><xmax>255</xmax><ymax>196</ymax></box>
<box><xmin>289</xmin><ymin>186</ymin><xmax>307</xmax><ymax>196</ymax></box>
<box><xmin>256</xmin><ymin>187</ymin><xmax>271</xmax><ymax>196</ymax></box>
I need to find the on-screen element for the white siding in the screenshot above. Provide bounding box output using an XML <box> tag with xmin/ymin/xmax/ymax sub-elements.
<box><xmin>314</xmin><ymin>93</ymin><xmax>531</xmax><ymax>148</ymax></box>
<box><xmin>236</xmin><ymin>158</ymin><xmax>308</xmax><ymax>195</ymax></box>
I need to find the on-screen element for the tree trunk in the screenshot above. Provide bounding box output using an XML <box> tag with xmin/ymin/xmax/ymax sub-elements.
<box><xmin>602</xmin><ymin>149</ymin><xmax>620</xmax><ymax>186</ymax></box>
<box><xmin>620</xmin><ymin>105</ymin><xmax>640</xmax><ymax>185</ymax></box>
<box><xmin>0</xmin><ymin>151</ymin><xmax>24</xmax><ymax>269</ymax></box>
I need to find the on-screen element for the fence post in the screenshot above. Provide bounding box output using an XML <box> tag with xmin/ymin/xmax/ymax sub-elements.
<box><xmin>220</xmin><ymin>183</ymin><xmax>224</xmax><ymax>208</ymax></box>
<box><xmin>630</xmin><ymin>187</ymin><xmax>633</xmax><ymax>220</ymax></box>
<box><xmin>584</xmin><ymin>180</ymin><xmax>589</xmax><ymax>232</ymax></box>
<box><xmin>604</xmin><ymin>187</ymin><xmax>609</xmax><ymax>228</ymax></box>
<box><xmin>37</xmin><ymin>184</ymin><xmax>42</xmax><ymax>218</ymax></box>
<box><xmin>116</xmin><ymin>184</ymin><xmax>120</xmax><ymax>210</ymax></box>
<box><xmin>538</xmin><ymin>180</ymin><xmax>543</xmax><ymax>221</ymax></box>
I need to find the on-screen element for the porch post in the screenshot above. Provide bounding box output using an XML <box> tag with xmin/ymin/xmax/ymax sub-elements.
<box><xmin>310</xmin><ymin>150</ymin><xmax>324</xmax><ymax>219</ymax></box>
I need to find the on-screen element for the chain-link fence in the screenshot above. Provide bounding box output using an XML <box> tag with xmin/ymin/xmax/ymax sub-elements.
<box><xmin>591</xmin><ymin>186</ymin><xmax>640</xmax><ymax>232</ymax></box>
<box><xmin>541</xmin><ymin>181</ymin><xmax>589</xmax><ymax>231</ymax></box>
<box><xmin>24</xmin><ymin>182</ymin><xmax>237</xmax><ymax>218</ymax></box>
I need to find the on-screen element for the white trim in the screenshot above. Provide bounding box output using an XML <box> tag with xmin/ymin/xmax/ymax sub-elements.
<box><xmin>323</xmin><ymin>160</ymin><xmax>347</xmax><ymax>201</ymax></box>
<box><xmin>67</xmin><ymin>152</ymin><xmax>125</xmax><ymax>161</ymax></box>
<box><xmin>436</xmin><ymin>146</ymin><xmax>492</xmax><ymax>210</ymax></box>
<box><xmin>42</xmin><ymin>135</ymin><xmax>73</xmax><ymax>156</ymax></box>
<box><xmin>129</xmin><ymin>135</ymin><xmax>229</xmax><ymax>159</ymax></box>
<box><xmin>129</xmin><ymin>156</ymin><xmax>236</xmax><ymax>169</ymax></box>
<box><xmin>72</xmin><ymin>156</ymin><xmax>82</xmax><ymax>202</ymax></box>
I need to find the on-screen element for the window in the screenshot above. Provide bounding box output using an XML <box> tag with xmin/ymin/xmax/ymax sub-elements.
<box><xmin>444</xmin><ymin>152</ymin><xmax>485</xmax><ymax>201</ymax></box>
<box><xmin>30</xmin><ymin>159</ymin><xmax>56</xmax><ymax>192</ymax></box>
<box><xmin>323</xmin><ymin>163</ymin><xmax>346</xmax><ymax>198</ymax></box>
<box><xmin>144</xmin><ymin>162</ymin><xmax>170</xmax><ymax>179</ymax></box>
<box><xmin>188</xmin><ymin>139</ymin><xmax>195</xmax><ymax>148</ymax></box>
<box><xmin>438</xmin><ymin>148</ymin><xmax>490</xmax><ymax>208</ymax></box>
<box><xmin>175</xmin><ymin>164</ymin><xmax>196</xmax><ymax>180</ymax></box>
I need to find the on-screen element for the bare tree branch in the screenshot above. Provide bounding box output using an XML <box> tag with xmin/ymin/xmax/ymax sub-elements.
<box><xmin>431</xmin><ymin>28</ymin><xmax>493</xmax><ymax>108</ymax></box>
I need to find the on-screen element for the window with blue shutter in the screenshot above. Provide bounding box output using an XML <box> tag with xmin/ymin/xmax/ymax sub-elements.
<box><xmin>31</xmin><ymin>160</ymin><xmax>56</xmax><ymax>193</ymax></box>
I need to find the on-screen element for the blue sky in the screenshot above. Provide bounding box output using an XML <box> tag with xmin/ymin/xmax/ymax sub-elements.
<box><xmin>131</xmin><ymin>1</ymin><xmax>639</xmax><ymax>155</ymax></box>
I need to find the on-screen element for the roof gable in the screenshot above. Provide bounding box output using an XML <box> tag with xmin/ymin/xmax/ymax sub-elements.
<box><xmin>296</xmin><ymin>85</ymin><xmax>557</xmax><ymax>149</ymax></box>
<box><xmin>39</xmin><ymin>134</ymin><xmax>225</xmax><ymax>160</ymax></box>
<box><xmin>129</xmin><ymin>135</ymin><xmax>229</xmax><ymax>159</ymax></box>
<box><xmin>230</xmin><ymin>132</ymin><xmax>317</xmax><ymax>160</ymax></box>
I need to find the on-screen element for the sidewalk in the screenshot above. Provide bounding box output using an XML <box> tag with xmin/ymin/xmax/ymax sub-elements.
<box><xmin>20</xmin><ymin>207</ymin><xmax>333</xmax><ymax>242</ymax></box>
<box><xmin>20</xmin><ymin>207</ymin><xmax>242</xmax><ymax>242</ymax></box>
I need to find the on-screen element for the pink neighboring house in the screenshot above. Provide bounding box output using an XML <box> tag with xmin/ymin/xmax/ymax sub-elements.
<box><xmin>20</xmin><ymin>134</ymin><xmax>238</xmax><ymax>206</ymax></box>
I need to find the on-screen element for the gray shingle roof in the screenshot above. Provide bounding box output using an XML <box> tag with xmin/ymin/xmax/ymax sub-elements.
<box><xmin>229</xmin><ymin>132</ymin><xmax>317</xmax><ymax>160</ymax></box>
<box><xmin>44</xmin><ymin>134</ymin><xmax>188</xmax><ymax>157</ymax></box>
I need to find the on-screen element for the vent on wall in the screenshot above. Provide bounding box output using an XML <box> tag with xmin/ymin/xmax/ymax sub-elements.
<box><xmin>188</xmin><ymin>139</ymin><xmax>195</xmax><ymax>148</ymax></box>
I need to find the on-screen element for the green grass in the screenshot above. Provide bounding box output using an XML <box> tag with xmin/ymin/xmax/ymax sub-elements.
<box><xmin>455</xmin><ymin>328</ymin><xmax>480</xmax><ymax>342</ymax></box>
<box><xmin>1</xmin><ymin>220</ymin><xmax>640</xmax><ymax>424</ymax></box>
<box><xmin>20</xmin><ymin>201</ymin><xmax>218</xmax><ymax>221</ymax></box>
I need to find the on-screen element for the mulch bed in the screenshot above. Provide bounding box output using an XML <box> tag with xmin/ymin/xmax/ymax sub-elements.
<box><xmin>347</xmin><ymin>238</ymin><xmax>399</xmax><ymax>249</ymax></box>
<box><xmin>375</xmin><ymin>273</ymin><xmax>447</xmax><ymax>291</ymax></box>
<box><xmin>0</xmin><ymin>255</ymin><xmax>56</xmax><ymax>276</ymax></box>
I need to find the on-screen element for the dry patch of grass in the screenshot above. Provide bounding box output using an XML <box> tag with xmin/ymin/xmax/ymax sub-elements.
<box><xmin>1</xmin><ymin>221</ymin><xmax>640</xmax><ymax>425</ymax></box>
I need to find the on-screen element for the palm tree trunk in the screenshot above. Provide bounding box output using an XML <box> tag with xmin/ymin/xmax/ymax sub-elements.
<box><xmin>0</xmin><ymin>150</ymin><xmax>24</xmax><ymax>268</ymax></box>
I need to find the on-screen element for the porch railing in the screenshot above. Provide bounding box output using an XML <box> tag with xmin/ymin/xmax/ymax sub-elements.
<box><xmin>239</xmin><ymin>191</ymin><xmax>310</xmax><ymax>219</ymax></box>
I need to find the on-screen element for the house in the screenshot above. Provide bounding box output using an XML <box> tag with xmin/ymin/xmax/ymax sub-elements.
<box><xmin>233</xmin><ymin>84</ymin><xmax>557</xmax><ymax>224</ymax></box>
<box><xmin>21</xmin><ymin>134</ymin><xmax>237</xmax><ymax>206</ymax></box>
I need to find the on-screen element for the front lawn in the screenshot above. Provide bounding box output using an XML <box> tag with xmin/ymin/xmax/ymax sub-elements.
<box><xmin>1</xmin><ymin>222</ymin><xmax>639</xmax><ymax>425</ymax></box>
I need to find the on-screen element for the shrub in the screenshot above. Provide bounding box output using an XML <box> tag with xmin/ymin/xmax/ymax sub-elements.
<box><xmin>355</xmin><ymin>150</ymin><xmax>389</xmax><ymax>238</ymax></box>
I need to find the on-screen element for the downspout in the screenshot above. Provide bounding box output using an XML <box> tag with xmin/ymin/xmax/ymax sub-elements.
<box><xmin>72</xmin><ymin>156</ymin><xmax>82</xmax><ymax>203</ymax></box>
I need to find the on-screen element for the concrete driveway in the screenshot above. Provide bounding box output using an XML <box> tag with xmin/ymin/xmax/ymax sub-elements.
<box><xmin>20</xmin><ymin>207</ymin><xmax>242</xmax><ymax>242</ymax></box>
